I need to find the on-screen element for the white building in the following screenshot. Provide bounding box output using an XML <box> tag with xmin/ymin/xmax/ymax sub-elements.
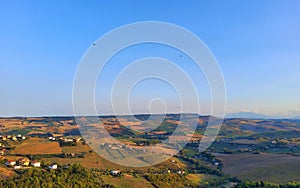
<box><xmin>110</xmin><ymin>170</ymin><xmax>120</xmax><ymax>175</ymax></box>
<box><xmin>14</xmin><ymin>165</ymin><xmax>22</xmax><ymax>169</ymax></box>
<box><xmin>177</xmin><ymin>170</ymin><xmax>185</xmax><ymax>174</ymax></box>
<box><xmin>5</xmin><ymin>160</ymin><xmax>16</xmax><ymax>166</ymax></box>
<box><xmin>32</xmin><ymin>161</ymin><xmax>41</xmax><ymax>167</ymax></box>
<box><xmin>49</xmin><ymin>164</ymin><xmax>58</xmax><ymax>169</ymax></box>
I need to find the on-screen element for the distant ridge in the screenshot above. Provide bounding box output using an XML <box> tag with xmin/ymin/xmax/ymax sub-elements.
<box><xmin>226</xmin><ymin>112</ymin><xmax>273</xmax><ymax>119</ymax></box>
<box><xmin>1</xmin><ymin>112</ymin><xmax>299</xmax><ymax>120</ymax></box>
<box><xmin>226</xmin><ymin>111</ymin><xmax>300</xmax><ymax>119</ymax></box>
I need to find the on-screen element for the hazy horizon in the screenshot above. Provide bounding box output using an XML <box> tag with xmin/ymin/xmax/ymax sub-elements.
<box><xmin>1</xmin><ymin>111</ymin><xmax>299</xmax><ymax>119</ymax></box>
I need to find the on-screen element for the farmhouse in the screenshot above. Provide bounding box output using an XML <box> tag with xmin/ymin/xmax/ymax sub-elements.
<box><xmin>16</xmin><ymin>134</ymin><xmax>25</xmax><ymax>139</ymax></box>
<box><xmin>110</xmin><ymin>170</ymin><xmax>121</xmax><ymax>176</ymax></box>
<box><xmin>5</xmin><ymin>160</ymin><xmax>16</xmax><ymax>166</ymax></box>
<box><xmin>18</xmin><ymin>158</ymin><xmax>30</xmax><ymax>166</ymax></box>
<box><xmin>63</xmin><ymin>138</ymin><xmax>74</xmax><ymax>142</ymax></box>
<box><xmin>31</xmin><ymin>161</ymin><xmax>41</xmax><ymax>167</ymax></box>
<box><xmin>14</xmin><ymin>165</ymin><xmax>22</xmax><ymax>169</ymax></box>
<box><xmin>49</xmin><ymin>164</ymin><xmax>58</xmax><ymax>169</ymax></box>
<box><xmin>177</xmin><ymin>170</ymin><xmax>185</xmax><ymax>174</ymax></box>
<box><xmin>48</xmin><ymin>137</ymin><xmax>56</xmax><ymax>141</ymax></box>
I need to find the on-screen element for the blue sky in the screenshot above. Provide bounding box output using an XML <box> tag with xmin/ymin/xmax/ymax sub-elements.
<box><xmin>0</xmin><ymin>1</ymin><xmax>300</xmax><ymax>117</ymax></box>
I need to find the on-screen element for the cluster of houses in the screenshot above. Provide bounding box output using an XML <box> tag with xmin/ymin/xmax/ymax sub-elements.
<box><xmin>0</xmin><ymin>142</ymin><xmax>7</xmax><ymax>156</ymax></box>
<box><xmin>164</xmin><ymin>169</ymin><xmax>186</xmax><ymax>174</ymax></box>
<box><xmin>101</xmin><ymin>142</ymin><xmax>125</xmax><ymax>150</ymax></box>
<box><xmin>0</xmin><ymin>134</ymin><xmax>27</xmax><ymax>156</ymax></box>
<box><xmin>5</xmin><ymin>158</ymin><xmax>41</xmax><ymax>169</ymax></box>
<box><xmin>48</xmin><ymin>136</ymin><xmax>82</xmax><ymax>143</ymax></box>
<box><xmin>0</xmin><ymin>134</ymin><xmax>26</xmax><ymax>141</ymax></box>
<box><xmin>0</xmin><ymin>133</ymin><xmax>82</xmax><ymax>145</ymax></box>
<box><xmin>5</xmin><ymin>158</ymin><xmax>59</xmax><ymax>170</ymax></box>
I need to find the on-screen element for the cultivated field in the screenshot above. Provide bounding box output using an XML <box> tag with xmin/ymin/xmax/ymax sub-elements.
<box><xmin>217</xmin><ymin>153</ymin><xmax>300</xmax><ymax>183</ymax></box>
<box><xmin>41</xmin><ymin>140</ymin><xmax>188</xmax><ymax>170</ymax></box>
<box><xmin>12</xmin><ymin>138</ymin><xmax>62</xmax><ymax>155</ymax></box>
<box><xmin>1</xmin><ymin>116</ymin><xmax>300</xmax><ymax>186</ymax></box>
<box><xmin>62</xmin><ymin>142</ymin><xmax>91</xmax><ymax>154</ymax></box>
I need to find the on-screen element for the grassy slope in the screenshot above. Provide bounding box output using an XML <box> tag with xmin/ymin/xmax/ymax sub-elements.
<box><xmin>102</xmin><ymin>174</ymin><xmax>154</xmax><ymax>188</ymax></box>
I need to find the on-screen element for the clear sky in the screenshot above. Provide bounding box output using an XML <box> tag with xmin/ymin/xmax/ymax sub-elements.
<box><xmin>0</xmin><ymin>1</ymin><xmax>299</xmax><ymax>117</ymax></box>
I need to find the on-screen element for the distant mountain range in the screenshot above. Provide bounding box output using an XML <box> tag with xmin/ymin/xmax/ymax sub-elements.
<box><xmin>1</xmin><ymin>112</ymin><xmax>299</xmax><ymax>120</ymax></box>
<box><xmin>225</xmin><ymin>111</ymin><xmax>300</xmax><ymax>119</ymax></box>
<box><xmin>226</xmin><ymin>112</ymin><xmax>273</xmax><ymax>119</ymax></box>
